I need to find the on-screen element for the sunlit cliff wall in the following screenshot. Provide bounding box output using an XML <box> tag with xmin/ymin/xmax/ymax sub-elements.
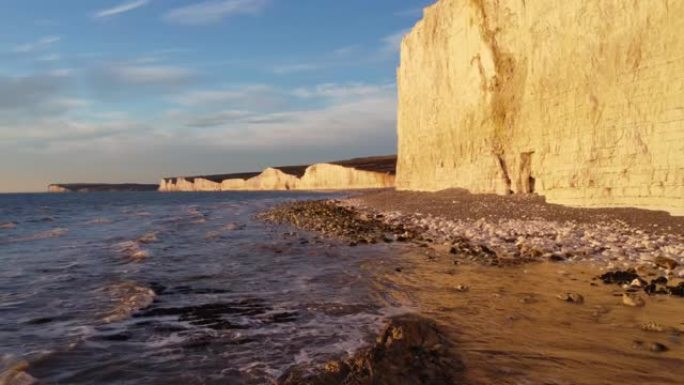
<box><xmin>397</xmin><ymin>0</ymin><xmax>684</xmax><ymax>215</ymax></box>
<box><xmin>297</xmin><ymin>164</ymin><xmax>395</xmax><ymax>190</ymax></box>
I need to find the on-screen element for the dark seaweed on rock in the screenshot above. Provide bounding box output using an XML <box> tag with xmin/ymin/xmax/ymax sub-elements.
<box><xmin>598</xmin><ymin>270</ymin><xmax>684</xmax><ymax>297</ymax></box>
<box><xmin>598</xmin><ymin>270</ymin><xmax>640</xmax><ymax>285</ymax></box>
<box><xmin>278</xmin><ymin>314</ymin><xmax>463</xmax><ymax>385</ymax></box>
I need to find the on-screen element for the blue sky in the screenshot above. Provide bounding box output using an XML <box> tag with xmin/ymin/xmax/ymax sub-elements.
<box><xmin>0</xmin><ymin>0</ymin><xmax>433</xmax><ymax>192</ymax></box>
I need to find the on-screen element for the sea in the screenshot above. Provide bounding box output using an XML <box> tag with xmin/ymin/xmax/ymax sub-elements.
<box><xmin>0</xmin><ymin>192</ymin><xmax>405</xmax><ymax>385</ymax></box>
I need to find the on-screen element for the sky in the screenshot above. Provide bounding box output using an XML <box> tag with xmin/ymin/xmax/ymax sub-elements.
<box><xmin>0</xmin><ymin>0</ymin><xmax>434</xmax><ymax>192</ymax></box>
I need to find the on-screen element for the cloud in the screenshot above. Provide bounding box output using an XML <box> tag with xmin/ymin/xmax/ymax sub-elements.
<box><xmin>271</xmin><ymin>63</ymin><xmax>319</xmax><ymax>75</ymax></box>
<box><xmin>193</xmin><ymin>87</ymin><xmax>397</xmax><ymax>149</ymax></box>
<box><xmin>0</xmin><ymin>118</ymin><xmax>141</xmax><ymax>144</ymax></box>
<box><xmin>14</xmin><ymin>36</ymin><xmax>61</xmax><ymax>53</ymax></box>
<box><xmin>0</xmin><ymin>73</ymin><xmax>68</xmax><ymax>111</ymax></box>
<box><xmin>292</xmin><ymin>83</ymin><xmax>395</xmax><ymax>99</ymax></box>
<box><xmin>381</xmin><ymin>29</ymin><xmax>410</xmax><ymax>55</ymax></box>
<box><xmin>109</xmin><ymin>65</ymin><xmax>195</xmax><ymax>84</ymax></box>
<box><xmin>164</xmin><ymin>0</ymin><xmax>269</xmax><ymax>25</ymax></box>
<box><xmin>170</xmin><ymin>85</ymin><xmax>284</xmax><ymax>111</ymax></box>
<box><xmin>93</xmin><ymin>0</ymin><xmax>149</xmax><ymax>19</ymax></box>
<box><xmin>83</xmin><ymin>64</ymin><xmax>196</xmax><ymax>101</ymax></box>
<box><xmin>183</xmin><ymin>110</ymin><xmax>252</xmax><ymax>128</ymax></box>
<box><xmin>167</xmin><ymin>82</ymin><xmax>397</xmax><ymax>151</ymax></box>
<box><xmin>37</xmin><ymin>53</ymin><xmax>61</xmax><ymax>62</ymax></box>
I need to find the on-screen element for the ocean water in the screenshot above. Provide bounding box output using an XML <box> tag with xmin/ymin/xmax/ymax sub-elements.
<box><xmin>0</xmin><ymin>192</ymin><xmax>398</xmax><ymax>385</ymax></box>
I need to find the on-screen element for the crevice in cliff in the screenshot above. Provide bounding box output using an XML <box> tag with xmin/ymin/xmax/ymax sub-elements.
<box><xmin>470</xmin><ymin>0</ymin><xmax>527</xmax><ymax>162</ymax></box>
<box><xmin>518</xmin><ymin>152</ymin><xmax>535</xmax><ymax>194</ymax></box>
<box><xmin>496</xmin><ymin>154</ymin><xmax>513</xmax><ymax>195</ymax></box>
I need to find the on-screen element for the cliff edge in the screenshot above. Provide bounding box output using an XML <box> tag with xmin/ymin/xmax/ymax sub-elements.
<box><xmin>397</xmin><ymin>0</ymin><xmax>684</xmax><ymax>215</ymax></box>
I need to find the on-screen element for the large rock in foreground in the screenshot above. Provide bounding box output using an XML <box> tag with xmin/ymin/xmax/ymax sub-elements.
<box><xmin>278</xmin><ymin>314</ymin><xmax>463</xmax><ymax>385</ymax></box>
<box><xmin>397</xmin><ymin>0</ymin><xmax>684</xmax><ymax>215</ymax></box>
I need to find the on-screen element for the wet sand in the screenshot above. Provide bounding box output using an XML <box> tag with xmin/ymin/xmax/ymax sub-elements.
<box><xmin>368</xmin><ymin>255</ymin><xmax>684</xmax><ymax>385</ymax></box>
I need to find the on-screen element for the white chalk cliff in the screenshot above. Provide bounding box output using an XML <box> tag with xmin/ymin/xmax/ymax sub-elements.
<box><xmin>159</xmin><ymin>156</ymin><xmax>396</xmax><ymax>192</ymax></box>
<box><xmin>397</xmin><ymin>0</ymin><xmax>684</xmax><ymax>215</ymax></box>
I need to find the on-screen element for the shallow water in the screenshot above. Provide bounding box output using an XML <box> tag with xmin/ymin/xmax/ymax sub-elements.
<box><xmin>0</xmin><ymin>192</ymin><xmax>399</xmax><ymax>384</ymax></box>
<box><xmin>371</xmin><ymin>249</ymin><xmax>684</xmax><ymax>385</ymax></box>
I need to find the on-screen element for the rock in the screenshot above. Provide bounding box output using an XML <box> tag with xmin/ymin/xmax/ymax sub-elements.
<box><xmin>557</xmin><ymin>293</ymin><xmax>584</xmax><ymax>304</ymax></box>
<box><xmin>598</xmin><ymin>270</ymin><xmax>640</xmax><ymax>285</ymax></box>
<box><xmin>0</xmin><ymin>362</ymin><xmax>37</xmax><ymax>385</ymax></box>
<box><xmin>622</xmin><ymin>293</ymin><xmax>645</xmax><ymax>307</ymax></box>
<box><xmin>630</xmin><ymin>278</ymin><xmax>647</xmax><ymax>288</ymax></box>
<box><xmin>520</xmin><ymin>294</ymin><xmax>537</xmax><ymax>304</ymax></box>
<box><xmin>278</xmin><ymin>314</ymin><xmax>464</xmax><ymax>385</ymax></box>
<box><xmin>453</xmin><ymin>285</ymin><xmax>469</xmax><ymax>293</ymax></box>
<box><xmin>649</xmin><ymin>342</ymin><xmax>669</xmax><ymax>353</ymax></box>
<box><xmin>667</xmin><ymin>282</ymin><xmax>684</xmax><ymax>297</ymax></box>
<box><xmin>654</xmin><ymin>256</ymin><xmax>679</xmax><ymax>270</ymax></box>
<box><xmin>640</xmin><ymin>322</ymin><xmax>665</xmax><ymax>333</ymax></box>
<box><xmin>137</xmin><ymin>232</ymin><xmax>158</xmax><ymax>244</ymax></box>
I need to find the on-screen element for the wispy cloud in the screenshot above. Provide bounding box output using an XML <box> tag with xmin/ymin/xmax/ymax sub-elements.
<box><xmin>293</xmin><ymin>83</ymin><xmax>395</xmax><ymax>99</ymax></box>
<box><xmin>380</xmin><ymin>29</ymin><xmax>410</xmax><ymax>55</ymax></box>
<box><xmin>14</xmin><ymin>36</ymin><xmax>61</xmax><ymax>53</ymax></box>
<box><xmin>171</xmin><ymin>85</ymin><xmax>275</xmax><ymax>107</ymax></box>
<box><xmin>164</xmin><ymin>0</ymin><xmax>269</xmax><ymax>25</ymax></box>
<box><xmin>0</xmin><ymin>72</ymin><xmax>68</xmax><ymax>111</ymax></box>
<box><xmin>271</xmin><ymin>63</ymin><xmax>319</xmax><ymax>75</ymax></box>
<box><xmin>107</xmin><ymin>65</ymin><xmax>195</xmax><ymax>84</ymax></box>
<box><xmin>93</xmin><ymin>0</ymin><xmax>149</xmax><ymax>19</ymax></box>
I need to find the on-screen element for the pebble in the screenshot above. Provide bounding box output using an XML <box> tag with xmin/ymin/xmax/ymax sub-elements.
<box><xmin>649</xmin><ymin>342</ymin><xmax>669</xmax><ymax>353</ymax></box>
<box><xmin>622</xmin><ymin>293</ymin><xmax>645</xmax><ymax>307</ymax></box>
<box><xmin>639</xmin><ymin>322</ymin><xmax>665</xmax><ymax>333</ymax></box>
<box><xmin>654</xmin><ymin>256</ymin><xmax>679</xmax><ymax>270</ymax></box>
<box><xmin>453</xmin><ymin>285</ymin><xmax>469</xmax><ymax>293</ymax></box>
<box><xmin>557</xmin><ymin>292</ymin><xmax>584</xmax><ymax>304</ymax></box>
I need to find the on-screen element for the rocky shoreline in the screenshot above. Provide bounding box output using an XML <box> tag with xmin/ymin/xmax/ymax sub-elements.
<box><xmin>258</xmin><ymin>191</ymin><xmax>684</xmax><ymax>384</ymax></box>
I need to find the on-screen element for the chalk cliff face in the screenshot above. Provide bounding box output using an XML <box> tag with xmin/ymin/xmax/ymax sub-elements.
<box><xmin>159</xmin><ymin>156</ymin><xmax>397</xmax><ymax>192</ymax></box>
<box><xmin>397</xmin><ymin>0</ymin><xmax>684</xmax><ymax>215</ymax></box>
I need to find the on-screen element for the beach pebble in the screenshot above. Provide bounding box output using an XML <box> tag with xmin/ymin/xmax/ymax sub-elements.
<box><xmin>654</xmin><ymin>256</ymin><xmax>679</xmax><ymax>270</ymax></box>
<box><xmin>453</xmin><ymin>285</ymin><xmax>469</xmax><ymax>293</ymax></box>
<box><xmin>649</xmin><ymin>342</ymin><xmax>669</xmax><ymax>353</ymax></box>
<box><xmin>622</xmin><ymin>293</ymin><xmax>645</xmax><ymax>307</ymax></box>
<box><xmin>557</xmin><ymin>292</ymin><xmax>584</xmax><ymax>304</ymax></box>
<box><xmin>639</xmin><ymin>322</ymin><xmax>665</xmax><ymax>333</ymax></box>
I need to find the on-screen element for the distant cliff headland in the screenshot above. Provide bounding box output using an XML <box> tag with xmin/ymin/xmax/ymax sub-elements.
<box><xmin>48</xmin><ymin>184</ymin><xmax>159</xmax><ymax>193</ymax></box>
<box><xmin>159</xmin><ymin>155</ymin><xmax>397</xmax><ymax>192</ymax></box>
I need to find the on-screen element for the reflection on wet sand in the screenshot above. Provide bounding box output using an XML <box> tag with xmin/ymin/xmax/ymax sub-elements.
<box><xmin>370</xmin><ymin>252</ymin><xmax>684</xmax><ymax>385</ymax></box>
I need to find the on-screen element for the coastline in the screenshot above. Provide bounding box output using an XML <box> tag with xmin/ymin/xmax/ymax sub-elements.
<box><xmin>259</xmin><ymin>190</ymin><xmax>684</xmax><ymax>384</ymax></box>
